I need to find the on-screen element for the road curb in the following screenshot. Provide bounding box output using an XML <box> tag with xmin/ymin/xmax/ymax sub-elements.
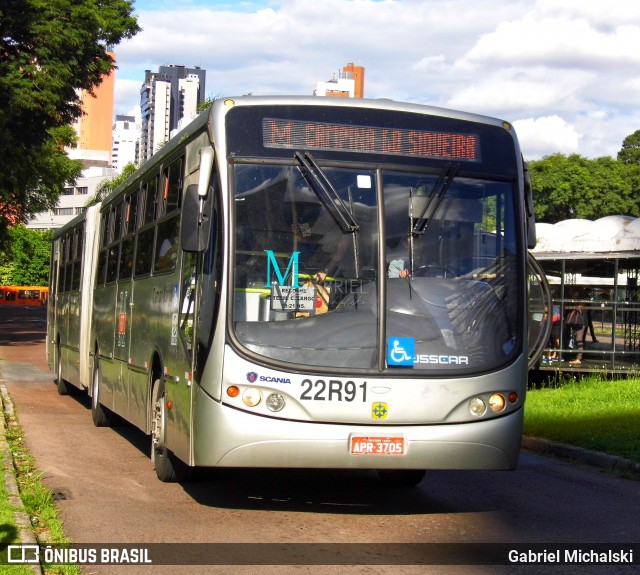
<box><xmin>522</xmin><ymin>436</ymin><xmax>640</xmax><ymax>480</ymax></box>
<box><xmin>0</xmin><ymin>377</ymin><xmax>44</xmax><ymax>575</ymax></box>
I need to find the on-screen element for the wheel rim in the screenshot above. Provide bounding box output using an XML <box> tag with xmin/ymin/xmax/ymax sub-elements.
<box><xmin>92</xmin><ymin>366</ymin><xmax>99</xmax><ymax>410</ymax></box>
<box><xmin>56</xmin><ymin>346</ymin><xmax>62</xmax><ymax>384</ymax></box>
<box><xmin>151</xmin><ymin>382</ymin><xmax>166</xmax><ymax>466</ymax></box>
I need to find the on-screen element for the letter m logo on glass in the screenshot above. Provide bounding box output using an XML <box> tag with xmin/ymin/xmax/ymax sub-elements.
<box><xmin>387</xmin><ymin>337</ymin><xmax>414</xmax><ymax>366</ymax></box>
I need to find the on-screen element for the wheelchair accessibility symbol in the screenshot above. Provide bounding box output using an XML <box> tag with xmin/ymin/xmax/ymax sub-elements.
<box><xmin>387</xmin><ymin>337</ymin><xmax>415</xmax><ymax>366</ymax></box>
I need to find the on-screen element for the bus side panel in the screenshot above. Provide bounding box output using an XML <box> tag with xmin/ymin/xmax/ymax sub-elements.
<box><xmin>47</xmin><ymin>244</ymin><xmax>61</xmax><ymax>371</ymax></box>
<box><xmin>65</xmin><ymin>289</ymin><xmax>81</xmax><ymax>386</ymax></box>
<box><xmin>160</xmin><ymin>272</ymin><xmax>193</xmax><ymax>466</ymax></box>
<box><xmin>57</xmin><ymin>291</ymin><xmax>71</xmax><ymax>380</ymax></box>
<box><xmin>93</xmin><ymin>283</ymin><xmax>118</xmax><ymax>409</ymax></box>
<box><xmin>128</xmin><ymin>276</ymin><xmax>154</xmax><ymax>431</ymax></box>
<box><xmin>78</xmin><ymin>205</ymin><xmax>100</xmax><ymax>388</ymax></box>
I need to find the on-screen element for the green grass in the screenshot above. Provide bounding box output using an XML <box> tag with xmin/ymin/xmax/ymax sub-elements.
<box><xmin>525</xmin><ymin>374</ymin><xmax>640</xmax><ymax>464</ymax></box>
<box><xmin>2</xmin><ymin>403</ymin><xmax>79</xmax><ymax>575</ymax></box>
<box><xmin>0</xmin><ymin>463</ymin><xmax>33</xmax><ymax>575</ymax></box>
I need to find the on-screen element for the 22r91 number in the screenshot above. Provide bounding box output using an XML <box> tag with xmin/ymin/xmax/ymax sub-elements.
<box><xmin>300</xmin><ymin>379</ymin><xmax>367</xmax><ymax>402</ymax></box>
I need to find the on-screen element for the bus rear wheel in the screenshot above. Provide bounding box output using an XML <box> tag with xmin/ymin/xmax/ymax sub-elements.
<box><xmin>150</xmin><ymin>378</ymin><xmax>189</xmax><ymax>482</ymax></box>
<box><xmin>376</xmin><ymin>469</ymin><xmax>426</xmax><ymax>487</ymax></box>
<box><xmin>56</xmin><ymin>343</ymin><xmax>73</xmax><ymax>396</ymax></box>
<box><xmin>91</xmin><ymin>361</ymin><xmax>116</xmax><ymax>427</ymax></box>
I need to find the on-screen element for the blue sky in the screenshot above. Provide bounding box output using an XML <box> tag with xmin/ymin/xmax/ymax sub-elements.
<box><xmin>113</xmin><ymin>0</ymin><xmax>640</xmax><ymax>160</ymax></box>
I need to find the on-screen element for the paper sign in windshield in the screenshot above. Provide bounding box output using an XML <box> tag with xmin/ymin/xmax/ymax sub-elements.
<box><xmin>271</xmin><ymin>286</ymin><xmax>316</xmax><ymax>312</ymax></box>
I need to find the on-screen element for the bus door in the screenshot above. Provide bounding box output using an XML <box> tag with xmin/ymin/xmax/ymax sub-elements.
<box><xmin>528</xmin><ymin>253</ymin><xmax>552</xmax><ymax>368</ymax></box>
<box><xmin>47</xmin><ymin>242</ymin><xmax>61</xmax><ymax>368</ymax></box>
<box><xmin>115</xmin><ymin>192</ymin><xmax>138</xmax><ymax>421</ymax></box>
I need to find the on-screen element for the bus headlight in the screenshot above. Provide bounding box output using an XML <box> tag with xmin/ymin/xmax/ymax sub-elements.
<box><xmin>469</xmin><ymin>397</ymin><xmax>487</xmax><ymax>417</ymax></box>
<box><xmin>489</xmin><ymin>393</ymin><xmax>506</xmax><ymax>413</ymax></box>
<box><xmin>266</xmin><ymin>393</ymin><xmax>286</xmax><ymax>412</ymax></box>
<box><xmin>242</xmin><ymin>387</ymin><xmax>262</xmax><ymax>407</ymax></box>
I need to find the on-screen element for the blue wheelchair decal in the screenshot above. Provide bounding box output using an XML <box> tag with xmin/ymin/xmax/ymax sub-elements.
<box><xmin>387</xmin><ymin>337</ymin><xmax>414</xmax><ymax>366</ymax></box>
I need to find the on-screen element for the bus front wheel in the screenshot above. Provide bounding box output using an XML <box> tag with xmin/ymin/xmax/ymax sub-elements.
<box><xmin>150</xmin><ymin>378</ymin><xmax>188</xmax><ymax>482</ymax></box>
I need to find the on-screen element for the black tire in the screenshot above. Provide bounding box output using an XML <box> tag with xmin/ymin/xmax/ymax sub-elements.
<box><xmin>150</xmin><ymin>378</ymin><xmax>189</xmax><ymax>482</ymax></box>
<box><xmin>91</xmin><ymin>360</ymin><xmax>116</xmax><ymax>427</ymax></box>
<box><xmin>56</xmin><ymin>344</ymin><xmax>73</xmax><ymax>396</ymax></box>
<box><xmin>377</xmin><ymin>469</ymin><xmax>426</xmax><ymax>487</ymax></box>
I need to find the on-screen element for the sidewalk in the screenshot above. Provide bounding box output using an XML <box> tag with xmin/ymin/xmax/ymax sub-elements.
<box><xmin>521</xmin><ymin>436</ymin><xmax>640</xmax><ymax>480</ymax></box>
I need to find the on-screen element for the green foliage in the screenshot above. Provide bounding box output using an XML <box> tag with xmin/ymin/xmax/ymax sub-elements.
<box><xmin>86</xmin><ymin>162</ymin><xmax>138</xmax><ymax>206</ymax></box>
<box><xmin>617</xmin><ymin>129</ymin><xmax>640</xmax><ymax>165</ymax></box>
<box><xmin>525</xmin><ymin>375</ymin><xmax>640</xmax><ymax>464</ymax></box>
<box><xmin>528</xmin><ymin>153</ymin><xmax>640</xmax><ymax>223</ymax></box>
<box><xmin>0</xmin><ymin>0</ymin><xmax>140</xmax><ymax>239</ymax></box>
<box><xmin>0</xmin><ymin>226</ymin><xmax>52</xmax><ymax>286</ymax></box>
<box><xmin>4</xmin><ymin>405</ymin><xmax>80</xmax><ymax>575</ymax></box>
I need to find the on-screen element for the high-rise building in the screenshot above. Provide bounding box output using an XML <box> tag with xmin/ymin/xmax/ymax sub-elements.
<box><xmin>314</xmin><ymin>62</ymin><xmax>365</xmax><ymax>98</ymax></box>
<box><xmin>73</xmin><ymin>51</ymin><xmax>116</xmax><ymax>158</ymax></box>
<box><xmin>112</xmin><ymin>114</ymin><xmax>138</xmax><ymax>173</ymax></box>
<box><xmin>139</xmin><ymin>65</ymin><xmax>206</xmax><ymax>163</ymax></box>
<box><xmin>27</xmin><ymin>52</ymin><xmax>118</xmax><ymax>231</ymax></box>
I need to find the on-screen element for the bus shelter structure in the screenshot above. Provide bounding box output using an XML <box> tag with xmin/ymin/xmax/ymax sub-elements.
<box><xmin>530</xmin><ymin>216</ymin><xmax>640</xmax><ymax>374</ymax></box>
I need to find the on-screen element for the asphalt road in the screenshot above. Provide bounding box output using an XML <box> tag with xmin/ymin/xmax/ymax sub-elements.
<box><xmin>0</xmin><ymin>305</ymin><xmax>638</xmax><ymax>575</ymax></box>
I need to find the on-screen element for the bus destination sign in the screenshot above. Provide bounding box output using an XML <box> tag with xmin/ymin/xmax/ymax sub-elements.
<box><xmin>263</xmin><ymin>118</ymin><xmax>480</xmax><ymax>161</ymax></box>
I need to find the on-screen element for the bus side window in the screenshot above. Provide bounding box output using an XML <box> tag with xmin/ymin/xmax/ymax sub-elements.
<box><xmin>106</xmin><ymin>202</ymin><xmax>124</xmax><ymax>284</ymax></box>
<box><xmin>119</xmin><ymin>192</ymin><xmax>137</xmax><ymax>281</ymax></box>
<box><xmin>134</xmin><ymin>228</ymin><xmax>154</xmax><ymax>277</ymax></box>
<box><xmin>154</xmin><ymin>215</ymin><xmax>179</xmax><ymax>273</ymax></box>
<box><xmin>71</xmin><ymin>224</ymin><xmax>83</xmax><ymax>291</ymax></box>
<box><xmin>143</xmin><ymin>176</ymin><xmax>158</xmax><ymax>225</ymax></box>
<box><xmin>165</xmin><ymin>158</ymin><xmax>183</xmax><ymax>213</ymax></box>
<box><xmin>119</xmin><ymin>236</ymin><xmax>135</xmax><ymax>281</ymax></box>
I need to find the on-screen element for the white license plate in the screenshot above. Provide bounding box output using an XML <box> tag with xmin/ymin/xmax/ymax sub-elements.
<box><xmin>350</xmin><ymin>436</ymin><xmax>406</xmax><ymax>455</ymax></box>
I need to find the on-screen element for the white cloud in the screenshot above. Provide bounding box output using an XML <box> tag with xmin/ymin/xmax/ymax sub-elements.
<box><xmin>111</xmin><ymin>0</ymin><xmax>640</xmax><ymax>159</ymax></box>
<box><xmin>513</xmin><ymin>116</ymin><xmax>580</xmax><ymax>160</ymax></box>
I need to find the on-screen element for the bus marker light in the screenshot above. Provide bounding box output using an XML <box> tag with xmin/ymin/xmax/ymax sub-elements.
<box><xmin>242</xmin><ymin>387</ymin><xmax>262</xmax><ymax>407</ymax></box>
<box><xmin>508</xmin><ymin>392</ymin><xmax>518</xmax><ymax>403</ymax></box>
<box><xmin>266</xmin><ymin>393</ymin><xmax>285</xmax><ymax>412</ymax></box>
<box><xmin>469</xmin><ymin>397</ymin><xmax>486</xmax><ymax>417</ymax></box>
<box><xmin>227</xmin><ymin>386</ymin><xmax>240</xmax><ymax>397</ymax></box>
<box><xmin>166</xmin><ymin>401</ymin><xmax>173</xmax><ymax>410</ymax></box>
<box><xmin>489</xmin><ymin>394</ymin><xmax>506</xmax><ymax>413</ymax></box>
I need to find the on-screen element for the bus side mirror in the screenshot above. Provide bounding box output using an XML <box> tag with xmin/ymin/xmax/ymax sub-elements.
<box><xmin>181</xmin><ymin>184</ymin><xmax>212</xmax><ymax>253</ymax></box>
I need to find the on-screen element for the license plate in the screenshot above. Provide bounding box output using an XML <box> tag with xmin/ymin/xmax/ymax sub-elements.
<box><xmin>350</xmin><ymin>436</ymin><xmax>405</xmax><ymax>455</ymax></box>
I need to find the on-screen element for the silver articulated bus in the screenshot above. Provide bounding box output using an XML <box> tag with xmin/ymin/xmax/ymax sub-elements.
<box><xmin>48</xmin><ymin>96</ymin><xmax>539</xmax><ymax>484</ymax></box>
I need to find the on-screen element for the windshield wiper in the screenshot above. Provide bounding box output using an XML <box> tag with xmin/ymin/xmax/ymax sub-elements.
<box><xmin>412</xmin><ymin>163</ymin><xmax>459</xmax><ymax>235</ymax></box>
<box><xmin>294</xmin><ymin>151</ymin><xmax>359</xmax><ymax>233</ymax></box>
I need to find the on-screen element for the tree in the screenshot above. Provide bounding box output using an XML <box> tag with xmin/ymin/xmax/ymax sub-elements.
<box><xmin>528</xmin><ymin>153</ymin><xmax>640</xmax><ymax>223</ymax></box>
<box><xmin>617</xmin><ymin>130</ymin><xmax>640</xmax><ymax>165</ymax></box>
<box><xmin>86</xmin><ymin>162</ymin><xmax>138</xmax><ymax>207</ymax></box>
<box><xmin>0</xmin><ymin>225</ymin><xmax>52</xmax><ymax>286</ymax></box>
<box><xmin>0</xmin><ymin>0</ymin><xmax>140</xmax><ymax>239</ymax></box>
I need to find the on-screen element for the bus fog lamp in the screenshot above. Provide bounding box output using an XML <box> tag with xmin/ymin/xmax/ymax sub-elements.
<box><xmin>489</xmin><ymin>393</ymin><xmax>506</xmax><ymax>413</ymax></box>
<box><xmin>266</xmin><ymin>393</ymin><xmax>286</xmax><ymax>412</ymax></box>
<box><xmin>469</xmin><ymin>397</ymin><xmax>487</xmax><ymax>417</ymax></box>
<box><xmin>242</xmin><ymin>387</ymin><xmax>262</xmax><ymax>407</ymax></box>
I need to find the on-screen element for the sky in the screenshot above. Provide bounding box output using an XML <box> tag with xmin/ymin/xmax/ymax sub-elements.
<box><xmin>112</xmin><ymin>0</ymin><xmax>640</xmax><ymax>161</ymax></box>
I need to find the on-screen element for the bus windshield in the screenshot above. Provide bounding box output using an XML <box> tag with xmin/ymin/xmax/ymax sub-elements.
<box><xmin>231</xmin><ymin>160</ymin><xmax>520</xmax><ymax>373</ymax></box>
